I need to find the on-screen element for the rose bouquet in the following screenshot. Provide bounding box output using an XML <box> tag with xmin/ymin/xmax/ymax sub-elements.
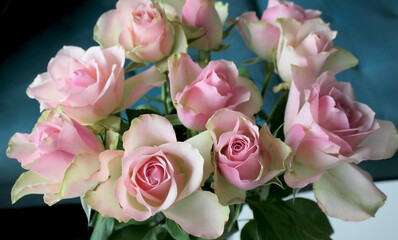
<box><xmin>6</xmin><ymin>0</ymin><xmax>398</xmax><ymax>239</ymax></box>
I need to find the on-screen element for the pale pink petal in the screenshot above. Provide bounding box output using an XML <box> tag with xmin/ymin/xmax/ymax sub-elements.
<box><xmin>161</xmin><ymin>142</ymin><xmax>203</xmax><ymax>201</ymax></box>
<box><xmin>233</xmin><ymin>76</ymin><xmax>262</xmax><ymax>116</ymax></box>
<box><xmin>168</xmin><ymin>53</ymin><xmax>202</xmax><ymax>100</ymax></box>
<box><xmin>163</xmin><ymin>190</ymin><xmax>230</xmax><ymax>239</ymax></box>
<box><xmin>185</xmin><ymin>130</ymin><xmax>214</xmax><ymax>186</ymax></box>
<box><xmin>123</xmin><ymin>114</ymin><xmax>176</xmax><ymax>155</ymax></box>
<box><xmin>175</xmin><ymin>106</ymin><xmax>210</xmax><ymax>131</ymax></box>
<box><xmin>359</xmin><ymin>120</ymin><xmax>398</xmax><ymax>160</ymax></box>
<box><xmin>212</xmin><ymin>167</ymin><xmax>246</xmax><ymax>205</ymax></box>
<box><xmin>94</xmin><ymin>9</ymin><xmax>124</xmax><ymax>48</ymax></box>
<box><xmin>11</xmin><ymin>171</ymin><xmax>60</xmax><ymax>204</ymax></box>
<box><xmin>321</xmin><ymin>47</ymin><xmax>359</xmax><ymax>74</ymax></box>
<box><xmin>59</xmin><ymin>153</ymin><xmax>101</xmax><ymax>199</ymax></box>
<box><xmin>84</xmin><ymin>150</ymin><xmax>131</xmax><ymax>222</ymax></box>
<box><xmin>26</xmin><ymin>73</ymin><xmax>64</xmax><ymax>111</ymax></box>
<box><xmin>115</xmin><ymin>66</ymin><xmax>166</xmax><ymax>112</ymax></box>
<box><xmin>313</xmin><ymin>163</ymin><xmax>386</xmax><ymax>221</ymax></box>
<box><xmin>115</xmin><ymin>178</ymin><xmax>152</xmax><ymax>221</ymax></box>
<box><xmin>284</xmin><ymin>161</ymin><xmax>324</xmax><ymax>188</ymax></box>
<box><xmin>259</xmin><ymin>124</ymin><xmax>290</xmax><ymax>179</ymax></box>
<box><xmin>6</xmin><ymin>133</ymin><xmax>38</xmax><ymax>165</ymax></box>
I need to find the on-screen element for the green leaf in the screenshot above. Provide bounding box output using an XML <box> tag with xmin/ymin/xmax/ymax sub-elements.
<box><xmin>222</xmin><ymin>18</ymin><xmax>238</xmax><ymax>40</ymax></box>
<box><xmin>125</xmin><ymin>61</ymin><xmax>149</xmax><ymax>73</ymax></box>
<box><xmin>165</xmin><ymin>114</ymin><xmax>182</xmax><ymax>126</ymax></box>
<box><xmin>267</xmin><ymin>90</ymin><xmax>288</xmax><ymax>140</ymax></box>
<box><xmin>241</xmin><ymin>57</ymin><xmax>263</xmax><ymax>65</ymax></box>
<box><xmin>80</xmin><ymin>196</ymin><xmax>92</xmax><ymax>224</ymax></box>
<box><xmin>248</xmin><ymin>198</ymin><xmax>333</xmax><ymax>240</ymax></box>
<box><xmin>110</xmin><ymin>224</ymin><xmax>152</xmax><ymax>240</ymax></box>
<box><xmin>125</xmin><ymin>108</ymin><xmax>160</xmax><ymax>123</ymax></box>
<box><xmin>212</xmin><ymin>42</ymin><xmax>233</xmax><ymax>52</ymax></box>
<box><xmin>286</xmin><ymin>198</ymin><xmax>334</xmax><ymax>237</ymax></box>
<box><xmin>241</xmin><ymin>220</ymin><xmax>259</xmax><ymax>240</ymax></box>
<box><xmin>90</xmin><ymin>213</ymin><xmax>115</xmax><ymax>240</ymax></box>
<box><xmin>238</xmin><ymin>67</ymin><xmax>252</xmax><ymax>80</ymax></box>
<box><xmin>165</xmin><ymin>218</ymin><xmax>190</xmax><ymax>240</ymax></box>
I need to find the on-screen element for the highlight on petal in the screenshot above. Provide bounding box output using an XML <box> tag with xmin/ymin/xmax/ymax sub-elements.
<box><xmin>163</xmin><ymin>190</ymin><xmax>230</xmax><ymax>239</ymax></box>
<box><xmin>359</xmin><ymin>120</ymin><xmax>398</xmax><ymax>160</ymax></box>
<box><xmin>313</xmin><ymin>163</ymin><xmax>386</xmax><ymax>221</ymax></box>
<box><xmin>94</xmin><ymin>9</ymin><xmax>124</xmax><ymax>48</ymax></box>
<box><xmin>168</xmin><ymin>53</ymin><xmax>202</xmax><ymax>100</ymax></box>
<box><xmin>234</xmin><ymin>76</ymin><xmax>262</xmax><ymax>117</ymax></box>
<box><xmin>59</xmin><ymin>152</ymin><xmax>101</xmax><ymax>199</ymax></box>
<box><xmin>84</xmin><ymin>150</ymin><xmax>131</xmax><ymax>222</ymax></box>
<box><xmin>11</xmin><ymin>171</ymin><xmax>59</xmax><ymax>204</ymax></box>
<box><xmin>185</xmin><ymin>130</ymin><xmax>214</xmax><ymax>186</ymax></box>
<box><xmin>122</xmin><ymin>114</ymin><xmax>177</xmax><ymax>155</ymax></box>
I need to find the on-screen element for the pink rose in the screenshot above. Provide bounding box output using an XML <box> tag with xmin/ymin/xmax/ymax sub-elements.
<box><xmin>84</xmin><ymin>114</ymin><xmax>229</xmax><ymax>239</ymax></box>
<box><xmin>283</xmin><ymin>67</ymin><xmax>398</xmax><ymax>221</ymax></box>
<box><xmin>168</xmin><ymin>53</ymin><xmax>262</xmax><ymax>130</ymax></box>
<box><xmin>27</xmin><ymin>46</ymin><xmax>165</xmax><ymax>124</ymax></box>
<box><xmin>206</xmin><ymin>109</ymin><xmax>290</xmax><ymax>204</ymax></box>
<box><xmin>94</xmin><ymin>0</ymin><xmax>174</xmax><ymax>62</ymax></box>
<box><xmin>7</xmin><ymin>108</ymin><xmax>104</xmax><ymax>205</ymax></box>
<box><xmin>182</xmin><ymin>0</ymin><xmax>226</xmax><ymax>51</ymax></box>
<box><xmin>276</xmin><ymin>17</ymin><xmax>358</xmax><ymax>84</ymax></box>
<box><xmin>236</xmin><ymin>0</ymin><xmax>321</xmax><ymax>61</ymax></box>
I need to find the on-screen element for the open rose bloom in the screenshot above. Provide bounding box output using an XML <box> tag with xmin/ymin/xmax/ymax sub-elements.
<box><xmin>26</xmin><ymin>46</ymin><xmax>165</xmax><ymax>125</ymax></box>
<box><xmin>206</xmin><ymin>109</ymin><xmax>291</xmax><ymax>205</ymax></box>
<box><xmin>284</xmin><ymin>66</ymin><xmax>398</xmax><ymax>220</ymax></box>
<box><xmin>7</xmin><ymin>108</ymin><xmax>104</xmax><ymax>205</ymax></box>
<box><xmin>84</xmin><ymin>114</ymin><xmax>229</xmax><ymax>239</ymax></box>
<box><xmin>168</xmin><ymin>53</ymin><xmax>262</xmax><ymax>130</ymax></box>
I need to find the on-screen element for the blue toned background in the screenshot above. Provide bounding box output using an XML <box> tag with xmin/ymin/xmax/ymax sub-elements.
<box><xmin>0</xmin><ymin>0</ymin><xmax>397</xmax><ymax>238</ymax></box>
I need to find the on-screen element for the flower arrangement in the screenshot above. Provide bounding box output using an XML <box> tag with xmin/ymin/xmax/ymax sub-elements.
<box><xmin>6</xmin><ymin>0</ymin><xmax>398</xmax><ymax>239</ymax></box>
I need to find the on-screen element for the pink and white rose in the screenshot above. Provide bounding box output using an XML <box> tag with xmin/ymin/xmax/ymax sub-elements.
<box><xmin>168</xmin><ymin>53</ymin><xmax>262</xmax><ymax>131</ymax></box>
<box><xmin>7</xmin><ymin>108</ymin><xmax>104</xmax><ymax>205</ymax></box>
<box><xmin>236</xmin><ymin>0</ymin><xmax>321</xmax><ymax>61</ymax></box>
<box><xmin>84</xmin><ymin>114</ymin><xmax>229</xmax><ymax>239</ymax></box>
<box><xmin>206</xmin><ymin>109</ymin><xmax>290</xmax><ymax>205</ymax></box>
<box><xmin>27</xmin><ymin>46</ymin><xmax>165</xmax><ymax>125</ymax></box>
<box><xmin>276</xmin><ymin>17</ymin><xmax>358</xmax><ymax>84</ymax></box>
<box><xmin>94</xmin><ymin>0</ymin><xmax>175</xmax><ymax>63</ymax></box>
<box><xmin>181</xmin><ymin>0</ymin><xmax>227</xmax><ymax>51</ymax></box>
<box><xmin>284</xmin><ymin>66</ymin><xmax>398</xmax><ymax>220</ymax></box>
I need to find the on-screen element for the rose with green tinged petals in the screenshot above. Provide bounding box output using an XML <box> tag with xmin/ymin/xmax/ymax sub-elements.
<box><xmin>283</xmin><ymin>66</ymin><xmax>398</xmax><ymax>221</ymax></box>
<box><xmin>84</xmin><ymin>114</ymin><xmax>229</xmax><ymax>238</ymax></box>
<box><xmin>276</xmin><ymin>17</ymin><xmax>358</xmax><ymax>85</ymax></box>
<box><xmin>7</xmin><ymin>108</ymin><xmax>104</xmax><ymax>205</ymax></box>
<box><xmin>206</xmin><ymin>109</ymin><xmax>290</xmax><ymax>205</ymax></box>
<box><xmin>236</xmin><ymin>0</ymin><xmax>321</xmax><ymax>61</ymax></box>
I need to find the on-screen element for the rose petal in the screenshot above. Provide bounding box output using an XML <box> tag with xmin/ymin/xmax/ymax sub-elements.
<box><xmin>313</xmin><ymin>163</ymin><xmax>386</xmax><ymax>221</ymax></box>
<box><xmin>359</xmin><ymin>120</ymin><xmax>398</xmax><ymax>160</ymax></box>
<box><xmin>84</xmin><ymin>150</ymin><xmax>131</xmax><ymax>222</ymax></box>
<box><xmin>11</xmin><ymin>171</ymin><xmax>60</xmax><ymax>205</ymax></box>
<box><xmin>185</xmin><ymin>130</ymin><xmax>214</xmax><ymax>186</ymax></box>
<box><xmin>123</xmin><ymin>114</ymin><xmax>177</xmax><ymax>155</ymax></box>
<box><xmin>213</xmin><ymin>167</ymin><xmax>246</xmax><ymax>205</ymax></box>
<box><xmin>115</xmin><ymin>66</ymin><xmax>166</xmax><ymax>112</ymax></box>
<box><xmin>163</xmin><ymin>190</ymin><xmax>230</xmax><ymax>239</ymax></box>
<box><xmin>168</xmin><ymin>53</ymin><xmax>202</xmax><ymax>100</ymax></box>
<box><xmin>94</xmin><ymin>9</ymin><xmax>124</xmax><ymax>48</ymax></box>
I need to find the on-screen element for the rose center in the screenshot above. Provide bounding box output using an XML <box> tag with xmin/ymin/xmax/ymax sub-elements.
<box><xmin>65</xmin><ymin>69</ymin><xmax>96</xmax><ymax>89</ymax></box>
<box><xmin>205</xmin><ymin>70</ymin><xmax>231</xmax><ymax>95</ymax></box>
<box><xmin>133</xmin><ymin>4</ymin><xmax>158</xmax><ymax>24</ymax></box>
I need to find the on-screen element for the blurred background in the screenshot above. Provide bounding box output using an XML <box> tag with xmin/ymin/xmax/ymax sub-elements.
<box><xmin>1</xmin><ymin>0</ymin><xmax>397</xmax><ymax>239</ymax></box>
